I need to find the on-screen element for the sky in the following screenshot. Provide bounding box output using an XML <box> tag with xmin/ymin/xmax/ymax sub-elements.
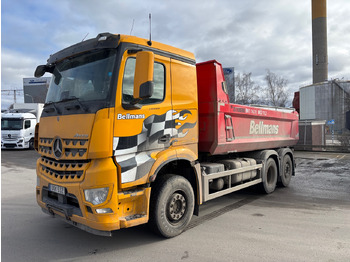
<box><xmin>1</xmin><ymin>0</ymin><xmax>350</xmax><ymax>109</ymax></box>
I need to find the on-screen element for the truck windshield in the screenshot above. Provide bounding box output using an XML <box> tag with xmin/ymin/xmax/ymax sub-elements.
<box><xmin>46</xmin><ymin>49</ymin><xmax>117</xmax><ymax>104</ymax></box>
<box><xmin>1</xmin><ymin>119</ymin><xmax>23</xmax><ymax>130</ymax></box>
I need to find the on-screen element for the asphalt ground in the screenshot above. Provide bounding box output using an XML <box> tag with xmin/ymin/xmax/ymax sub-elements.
<box><xmin>1</xmin><ymin>149</ymin><xmax>350</xmax><ymax>262</ymax></box>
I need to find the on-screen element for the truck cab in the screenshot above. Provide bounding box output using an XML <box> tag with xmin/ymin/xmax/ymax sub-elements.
<box><xmin>35</xmin><ymin>33</ymin><xmax>198</xmax><ymax>236</ymax></box>
<box><xmin>2</xmin><ymin>112</ymin><xmax>37</xmax><ymax>149</ymax></box>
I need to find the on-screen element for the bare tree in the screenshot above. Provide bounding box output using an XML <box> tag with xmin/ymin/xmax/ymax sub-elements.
<box><xmin>235</xmin><ymin>72</ymin><xmax>261</xmax><ymax>105</ymax></box>
<box><xmin>264</xmin><ymin>70</ymin><xmax>289</xmax><ymax>107</ymax></box>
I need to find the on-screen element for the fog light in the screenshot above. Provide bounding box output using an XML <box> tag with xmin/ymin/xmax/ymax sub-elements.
<box><xmin>84</xmin><ymin>187</ymin><xmax>109</xmax><ymax>205</ymax></box>
<box><xmin>96</xmin><ymin>208</ymin><xmax>113</xmax><ymax>214</ymax></box>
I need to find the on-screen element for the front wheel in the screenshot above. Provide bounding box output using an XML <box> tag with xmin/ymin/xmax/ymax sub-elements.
<box><xmin>29</xmin><ymin>139</ymin><xmax>34</xmax><ymax>150</ymax></box>
<box><xmin>149</xmin><ymin>174</ymin><xmax>194</xmax><ymax>238</ymax></box>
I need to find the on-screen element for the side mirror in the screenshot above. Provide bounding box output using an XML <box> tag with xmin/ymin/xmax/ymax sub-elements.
<box><xmin>34</xmin><ymin>65</ymin><xmax>47</xmax><ymax>78</ymax></box>
<box><xmin>133</xmin><ymin>51</ymin><xmax>154</xmax><ymax>102</ymax></box>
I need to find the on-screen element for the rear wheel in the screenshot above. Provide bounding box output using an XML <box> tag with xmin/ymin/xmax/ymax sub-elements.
<box><xmin>149</xmin><ymin>174</ymin><xmax>194</xmax><ymax>238</ymax></box>
<box><xmin>279</xmin><ymin>155</ymin><xmax>292</xmax><ymax>187</ymax></box>
<box><xmin>261</xmin><ymin>158</ymin><xmax>278</xmax><ymax>194</ymax></box>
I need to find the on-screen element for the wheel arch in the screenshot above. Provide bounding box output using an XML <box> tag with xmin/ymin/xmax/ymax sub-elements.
<box><xmin>149</xmin><ymin>158</ymin><xmax>201</xmax><ymax>213</ymax></box>
<box><xmin>245</xmin><ymin>149</ymin><xmax>280</xmax><ymax>181</ymax></box>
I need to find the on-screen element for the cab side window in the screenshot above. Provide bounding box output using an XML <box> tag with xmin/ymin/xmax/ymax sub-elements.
<box><xmin>24</xmin><ymin>120</ymin><xmax>31</xmax><ymax>129</ymax></box>
<box><xmin>122</xmin><ymin>57</ymin><xmax>165</xmax><ymax>105</ymax></box>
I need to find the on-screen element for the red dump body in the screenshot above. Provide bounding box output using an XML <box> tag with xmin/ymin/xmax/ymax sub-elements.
<box><xmin>196</xmin><ymin>60</ymin><xmax>299</xmax><ymax>155</ymax></box>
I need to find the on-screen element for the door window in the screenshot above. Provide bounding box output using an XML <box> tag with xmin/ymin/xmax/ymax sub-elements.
<box><xmin>122</xmin><ymin>57</ymin><xmax>165</xmax><ymax>105</ymax></box>
<box><xmin>24</xmin><ymin>120</ymin><xmax>31</xmax><ymax>129</ymax></box>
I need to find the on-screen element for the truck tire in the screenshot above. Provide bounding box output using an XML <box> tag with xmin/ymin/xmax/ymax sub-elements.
<box><xmin>279</xmin><ymin>154</ymin><xmax>292</xmax><ymax>187</ymax></box>
<box><xmin>149</xmin><ymin>174</ymin><xmax>194</xmax><ymax>238</ymax></box>
<box><xmin>261</xmin><ymin>158</ymin><xmax>278</xmax><ymax>194</ymax></box>
<box><xmin>29</xmin><ymin>139</ymin><xmax>34</xmax><ymax>150</ymax></box>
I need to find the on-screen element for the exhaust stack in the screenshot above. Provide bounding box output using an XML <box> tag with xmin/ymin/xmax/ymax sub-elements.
<box><xmin>312</xmin><ymin>0</ymin><xmax>328</xmax><ymax>84</ymax></box>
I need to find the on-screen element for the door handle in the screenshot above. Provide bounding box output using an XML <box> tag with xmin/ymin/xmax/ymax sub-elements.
<box><xmin>158</xmin><ymin>134</ymin><xmax>171</xmax><ymax>144</ymax></box>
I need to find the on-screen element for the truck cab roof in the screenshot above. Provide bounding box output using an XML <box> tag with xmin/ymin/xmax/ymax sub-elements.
<box><xmin>47</xmin><ymin>33</ymin><xmax>195</xmax><ymax>65</ymax></box>
<box><xmin>1</xmin><ymin>112</ymin><xmax>36</xmax><ymax>119</ymax></box>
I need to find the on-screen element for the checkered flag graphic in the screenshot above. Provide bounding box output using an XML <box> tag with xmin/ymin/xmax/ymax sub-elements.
<box><xmin>113</xmin><ymin>109</ymin><xmax>196</xmax><ymax>183</ymax></box>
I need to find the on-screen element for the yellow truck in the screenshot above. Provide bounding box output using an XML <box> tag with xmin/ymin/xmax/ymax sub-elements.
<box><xmin>35</xmin><ymin>33</ymin><xmax>299</xmax><ymax>238</ymax></box>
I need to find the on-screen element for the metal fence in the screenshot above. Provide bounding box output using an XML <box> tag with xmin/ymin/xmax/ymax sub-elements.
<box><xmin>295</xmin><ymin>120</ymin><xmax>350</xmax><ymax>152</ymax></box>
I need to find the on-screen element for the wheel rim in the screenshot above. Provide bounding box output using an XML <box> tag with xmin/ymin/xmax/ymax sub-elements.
<box><xmin>283</xmin><ymin>158</ymin><xmax>292</xmax><ymax>180</ymax></box>
<box><xmin>167</xmin><ymin>192</ymin><xmax>187</xmax><ymax>222</ymax></box>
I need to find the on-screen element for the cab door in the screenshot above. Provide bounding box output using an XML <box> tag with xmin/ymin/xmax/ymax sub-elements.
<box><xmin>113</xmin><ymin>50</ymin><xmax>173</xmax><ymax>184</ymax></box>
<box><xmin>170</xmin><ymin>58</ymin><xmax>198</xmax><ymax>148</ymax></box>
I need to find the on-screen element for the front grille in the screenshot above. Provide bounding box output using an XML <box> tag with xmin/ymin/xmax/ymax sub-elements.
<box><xmin>40</xmin><ymin>138</ymin><xmax>53</xmax><ymax>144</ymax></box>
<box><xmin>39</xmin><ymin>156</ymin><xmax>90</xmax><ymax>182</ymax></box>
<box><xmin>63</xmin><ymin>139</ymin><xmax>88</xmax><ymax>146</ymax></box>
<box><xmin>39</xmin><ymin>137</ymin><xmax>88</xmax><ymax>160</ymax></box>
<box><xmin>3</xmin><ymin>143</ymin><xmax>17</xmax><ymax>148</ymax></box>
<box><xmin>2</xmin><ymin>134</ymin><xmax>19</xmax><ymax>141</ymax></box>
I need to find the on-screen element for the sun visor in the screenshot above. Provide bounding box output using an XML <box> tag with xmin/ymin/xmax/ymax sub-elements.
<box><xmin>47</xmin><ymin>33</ymin><xmax>120</xmax><ymax>64</ymax></box>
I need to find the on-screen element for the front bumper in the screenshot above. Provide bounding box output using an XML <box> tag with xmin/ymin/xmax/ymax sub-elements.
<box><xmin>36</xmin><ymin>157</ymin><xmax>151</xmax><ymax>236</ymax></box>
<box><xmin>2</xmin><ymin>139</ymin><xmax>29</xmax><ymax>149</ymax></box>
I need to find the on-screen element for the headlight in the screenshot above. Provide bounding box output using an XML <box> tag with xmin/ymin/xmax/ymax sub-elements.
<box><xmin>84</xmin><ymin>187</ymin><xmax>109</xmax><ymax>205</ymax></box>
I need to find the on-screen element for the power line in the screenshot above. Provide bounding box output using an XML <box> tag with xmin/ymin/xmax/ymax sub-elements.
<box><xmin>1</xmin><ymin>89</ymin><xmax>23</xmax><ymax>104</ymax></box>
<box><xmin>1</xmin><ymin>89</ymin><xmax>23</xmax><ymax>93</ymax></box>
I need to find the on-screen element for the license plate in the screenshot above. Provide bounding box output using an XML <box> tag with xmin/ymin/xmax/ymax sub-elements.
<box><xmin>49</xmin><ymin>184</ymin><xmax>66</xmax><ymax>195</ymax></box>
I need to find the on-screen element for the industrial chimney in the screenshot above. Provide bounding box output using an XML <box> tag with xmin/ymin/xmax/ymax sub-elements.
<box><xmin>312</xmin><ymin>0</ymin><xmax>328</xmax><ymax>84</ymax></box>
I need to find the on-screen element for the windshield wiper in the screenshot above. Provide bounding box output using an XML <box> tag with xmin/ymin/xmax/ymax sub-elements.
<box><xmin>61</xmin><ymin>97</ymin><xmax>88</xmax><ymax>112</ymax></box>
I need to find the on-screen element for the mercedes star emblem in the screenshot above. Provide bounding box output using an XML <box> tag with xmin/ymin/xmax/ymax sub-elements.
<box><xmin>53</xmin><ymin>137</ymin><xmax>63</xmax><ymax>159</ymax></box>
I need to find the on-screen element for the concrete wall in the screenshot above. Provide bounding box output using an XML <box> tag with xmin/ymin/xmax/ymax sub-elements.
<box><xmin>300</xmin><ymin>85</ymin><xmax>316</xmax><ymax>119</ymax></box>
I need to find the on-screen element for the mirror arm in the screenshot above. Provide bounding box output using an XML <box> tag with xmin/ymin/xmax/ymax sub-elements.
<box><xmin>130</xmin><ymin>98</ymin><xmax>141</xmax><ymax>105</ymax></box>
